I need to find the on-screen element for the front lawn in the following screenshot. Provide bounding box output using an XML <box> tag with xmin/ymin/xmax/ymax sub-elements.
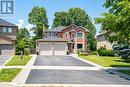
<box><xmin>79</xmin><ymin>55</ymin><xmax>130</xmax><ymax>67</ymax></box>
<box><xmin>5</xmin><ymin>55</ymin><xmax>32</xmax><ymax>66</ymax></box>
<box><xmin>118</xmin><ymin>70</ymin><xmax>130</xmax><ymax>76</ymax></box>
<box><xmin>0</xmin><ymin>68</ymin><xmax>21</xmax><ymax>82</ymax></box>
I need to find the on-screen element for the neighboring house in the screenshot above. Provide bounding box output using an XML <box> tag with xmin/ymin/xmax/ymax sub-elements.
<box><xmin>0</xmin><ymin>18</ymin><xmax>18</xmax><ymax>55</ymax></box>
<box><xmin>37</xmin><ymin>24</ymin><xmax>89</xmax><ymax>55</ymax></box>
<box><xmin>96</xmin><ymin>33</ymin><xmax>114</xmax><ymax>50</ymax></box>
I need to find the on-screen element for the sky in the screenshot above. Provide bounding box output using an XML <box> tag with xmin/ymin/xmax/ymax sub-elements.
<box><xmin>0</xmin><ymin>0</ymin><xmax>108</xmax><ymax>36</ymax></box>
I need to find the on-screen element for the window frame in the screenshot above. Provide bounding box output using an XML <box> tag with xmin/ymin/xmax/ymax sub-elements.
<box><xmin>0</xmin><ymin>27</ymin><xmax>13</xmax><ymax>33</ymax></box>
<box><xmin>77</xmin><ymin>32</ymin><xmax>83</xmax><ymax>38</ymax></box>
<box><xmin>8</xmin><ymin>27</ymin><xmax>13</xmax><ymax>33</ymax></box>
<box><xmin>65</xmin><ymin>32</ymin><xmax>69</xmax><ymax>38</ymax></box>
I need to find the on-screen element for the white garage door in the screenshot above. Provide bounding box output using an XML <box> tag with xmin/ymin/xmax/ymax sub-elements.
<box><xmin>39</xmin><ymin>42</ymin><xmax>67</xmax><ymax>55</ymax></box>
<box><xmin>39</xmin><ymin>43</ymin><xmax>52</xmax><ymax>55</ymax></box>
<box><xmin>53</xmin><ymin>43</ymin><xmax>66</xmax><ymax>55</ymax></box>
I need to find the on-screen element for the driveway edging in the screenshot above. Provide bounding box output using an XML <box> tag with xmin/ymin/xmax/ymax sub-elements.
<box><xmin>12</xmin><ymin>55</ymin><xmax>37</xmax><ymax>84</ymax></box>
<box><xmin>73</xmin><ymin>54</ymin><xmax>130</xmax><ymax>81</ymax></box>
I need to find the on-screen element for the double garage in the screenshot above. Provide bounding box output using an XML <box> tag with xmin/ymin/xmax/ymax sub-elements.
<box><xmin>37</xmin><ymin>38</ymin><xmax>68</xmax><ymax>55</ymax></box>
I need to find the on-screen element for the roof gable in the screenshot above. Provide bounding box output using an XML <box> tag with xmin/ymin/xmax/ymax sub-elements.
<box><xmin>0</xmin><ymin>18</ymin><xmax>17</xmax><ymax>27</ymax></box>
<box><xmin>44</xmin><ymin>24</ymin><xmax>89</xmax><ymax>32</ymax></box>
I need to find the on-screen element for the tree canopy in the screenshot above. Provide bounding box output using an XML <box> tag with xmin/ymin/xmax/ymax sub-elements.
<box><xmin>95</xmin><ymin>0</ymin><xmax>130</xmax><ymax>44</ymax></box>
<box><xmin>28</xmin><ymin>6</ymin><xmax>48</xmax><ymax>39</ymax></box>
<box><xmin>16</xmin><ymin>28</ymin><xmax>34</xmax><ymax>55</ymax></box>
<box><xmin>52</xmin><ymin>8</ymin><xmax>89</xmax><ymax>28</ymax></box>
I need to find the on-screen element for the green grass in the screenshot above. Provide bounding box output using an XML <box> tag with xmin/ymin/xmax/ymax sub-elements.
<box><xmin>5</xmin><ymin>55</ymin><xmax>32</xmax><ymax>66</ymax></box>
<box><xmin>118</xmin><ymin>70</ymin><xmax>130</xmax><ymax>76</ymax></box>
<box><xmin>79</xmin><ymin>55</ymin><xmax>130</xmax><ymax>67</ymax></box>
<box><xmin>0</xmin><ymin>68</ymin><xmax>21</xmax><ymax>82</ymax></box>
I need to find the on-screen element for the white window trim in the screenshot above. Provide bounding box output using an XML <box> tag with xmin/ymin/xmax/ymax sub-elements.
<box><xmin>1</xmin><ymin>27</ymin><xmax>13</xmax><ymax>33</ymax></box>
<box><xmin>65</xmin><ymin>32</ymin><xmax>69</xmax><ymax>38</ymax></box>
<box><xmin>77</xmin><ymin>32</ymin><xmax>83</xmax><ymax>38</ymax></box>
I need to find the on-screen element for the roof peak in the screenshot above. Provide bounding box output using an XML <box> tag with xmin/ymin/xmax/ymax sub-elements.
<box><xmin>0</xmin><ymin>18</ymin><xmax>17</xmax><ymax>27</ymax></box>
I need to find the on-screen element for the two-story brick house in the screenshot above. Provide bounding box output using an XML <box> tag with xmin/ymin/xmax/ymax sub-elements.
<box><xmin>37</xmin><ymin>24</ymin><xmax>89</xmax><ymax>55</ymax></box>
<box><xmin>0</xmin><ymin>18</ymin><xmax>18</xmax><ymax>55</ymax></box>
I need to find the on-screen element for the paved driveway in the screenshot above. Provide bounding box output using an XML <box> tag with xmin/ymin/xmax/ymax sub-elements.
<box><xmin>26</xmin><ymin>69</ymin><xmax>130</xmax><ymax>84</ymax></box>
<box><xmin>34</xmin><ymin>55</ymin><xmax>94</xmax><ymax>66</ymax></box>
<box><xmin>0</xmin><ymin>55</ymin><xmax>10</xmax><ymax>66</ymax></box>
<box><xmin>26</xmin><ymin>55</ymin><xmax>130</xmax><ymax>84</ymax></box>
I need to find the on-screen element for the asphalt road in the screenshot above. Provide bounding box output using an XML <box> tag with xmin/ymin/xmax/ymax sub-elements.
<box><xmin>26</xmin><ymin>69</ymin><xmax>130</xmax><ymax>84</ymax></box>
<box><xmin>34</xmin><ymin>55</ymin><xmax>94</xmax><ymax>66</ymax></box>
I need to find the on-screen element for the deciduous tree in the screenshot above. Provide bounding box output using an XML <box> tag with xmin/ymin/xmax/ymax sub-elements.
<box><xmin>28</xmin><ymin>6</ymin><xmax>48</xmax><ymax>39</ymax></box>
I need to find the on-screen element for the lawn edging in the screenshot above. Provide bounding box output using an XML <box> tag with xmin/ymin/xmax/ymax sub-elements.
<box><xmin>12</xmin><ymin>55</ymin><xmax>37</xmax><ymax>84</ymax></box>
<box><xmin>72</xmin><ymin>55</ymin><xmax>104</xmax><ymax>69</ymax></box>
<box><xmin>77</xmin><ymin>54</ymin><xmax>130</xmax><ymax>81</ymax></box>
<box><xmin>0</xmin><ymin>68</ymin><xmax>21</xmax><ymax>82</ymax></box>
<box><xmin>5</xmin><ymin>55</ymin><xmax>32</xmax><ymax>66</ymax></box>
<box><xmin>106</xmin><ymin>69</ymin><xmax>130</xmax><ymax>81</ymax></box>
<box><xmin>3</xmin><ymin>56</ymin><xmax>14</xmax><ymax>66</ymax></box>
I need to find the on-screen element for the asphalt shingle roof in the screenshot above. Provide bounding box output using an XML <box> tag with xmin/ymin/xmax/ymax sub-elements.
<box><xmin>0</xmin><ymin>18</ymin><xmax>17</xmax><ymax>27</ymax></box>
<box><xmin>45</xmin><ymin>24</ymin><xmax>89</xmax><ymax>32</ymax></box>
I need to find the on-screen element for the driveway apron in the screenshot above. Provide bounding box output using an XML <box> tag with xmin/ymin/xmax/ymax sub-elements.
<box><xmin>26</xmin><ymin>55</ymin><xmax>130</xmax><ymax>84</ymax></box>
<box><xmin>0</xmin><ymin>55</ymin><xmax>11</xmax><ymax>66</ymax></box>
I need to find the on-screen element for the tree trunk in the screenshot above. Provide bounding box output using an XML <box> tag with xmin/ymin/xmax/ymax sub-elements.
<box><xmin>20</xmin><ymin>51</ymin><xmax>23</xmax><ymax>59</ymax></box>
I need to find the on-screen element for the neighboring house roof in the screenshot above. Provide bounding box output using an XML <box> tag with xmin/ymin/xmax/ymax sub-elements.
<box><xmin>0</xmin><ymin>18</ymin><xmax>17</xmax><ymax>27</ymax></box>
<box><xmin>44</xmin><ymin>24</ymin><xmax>89</xmax><ymax>32</ymax></box>
<box><xmin>37</xmin><ymin>38</ymin><xmax>69</xmax><ymax>42</ymax></box>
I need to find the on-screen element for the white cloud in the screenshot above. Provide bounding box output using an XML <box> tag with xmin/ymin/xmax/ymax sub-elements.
<box><xmin>16</xmin><ymin>19</ymin><xmax>35</xmax><ymax>36</ymax></box>
<box><xmin>25</xmin><ymin>24</ymin><xmax>34</xmax><ymax>30</ymax></box>
<box><xmin>16</xmin><ymin>19</ymin><xmax>24</xmax><ymax>28</ymax></box>
<box><xmin>26</xmin><ymin>24</ymin><xmax>35</xmax><ymax>36</ymax></box>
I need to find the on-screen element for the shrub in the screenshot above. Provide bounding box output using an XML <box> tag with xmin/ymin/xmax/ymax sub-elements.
<box><xmin>97</xmin><ymin>48</ymin><xmax>114</xmax><ymax>56</ymax></box>
<box><xmin>113</xmin><ymin>43</ymin><xmax>130</xmax><ymax>62</ymax></box>
<box><xmin>91</xmin><ymin>51</ymin><xmax>97</xmax><ymax>55</ymax></box>
<box><xmin>24</xmin><ymin>48</ymin><xmax>30</xmax><ymax>56</ymax></box>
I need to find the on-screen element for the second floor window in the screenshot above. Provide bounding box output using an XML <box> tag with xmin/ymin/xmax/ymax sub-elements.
<box><xmin>72</xmin><ymin>32</ymin><xmax>75</xmax><ymax>40</ymax></box>
<box><xmin>77</xmin><ymin>32</ymin><xmax>83</xmax><ymax>37</ymax></box>
<box><xmin>0</xmin><ymin>27</ymin><xmax>13</xmax><ymax>33</ymax></box>
<box><xmin>65</xmin><ymin>32</ymin><xmax>69</xmax><ymax>38</ymax></box>
<box><xmin>8</xmin><ymin>27</ymin><xmax>13</xmax><ymax>33</ymax></box>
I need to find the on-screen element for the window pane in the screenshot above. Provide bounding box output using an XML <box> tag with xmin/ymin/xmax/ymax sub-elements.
<box><xmin>2</xmin><ymin>27</ymin><xmax>7</xmax><ymax>32</ymax></box>
<box><xmin>8</xmin><ymin>27</ymin><xmax>12</xmax><ymax>33</ymax></box>
<box><xmin>65</xmin><ymin>32</ymin><xmax>68</xmax><ymax>38</ymax></box>
<box><xmin>77</xmin><ymin>32</ymin><xmax>83</xmax><ymax>37</ymax></box>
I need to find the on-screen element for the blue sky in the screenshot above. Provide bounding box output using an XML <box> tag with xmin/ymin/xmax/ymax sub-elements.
<box><xmin>0</xmin><ymin>0</ymin><xmax>108</xmax><ymax>36</ymax></box>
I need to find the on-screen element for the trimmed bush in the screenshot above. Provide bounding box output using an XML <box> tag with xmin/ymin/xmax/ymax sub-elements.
<box><xmin>24</xmin><ymin>48</ymin><xmax>30</xmax><ymax>56</ymax></box>
<box><xmin>97</xmin><ymin>48</ymin><xmax>114</xmax><ymax>56</ymax></box>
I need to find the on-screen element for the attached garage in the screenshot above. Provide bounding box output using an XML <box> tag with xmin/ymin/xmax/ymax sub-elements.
<box><xmin>37</xmin><ymin>38</ymin><xmax>68</xmax><ymax>55</ymax></box>
<box><xmin>0</xmin><ymin>36</ymin><xmax>15</xmax><ymax>55</ymax></box>
<box><xmin>0</xmin><ymin>44</ymin><xmax>14</xmax><ymax>55</ymax></box>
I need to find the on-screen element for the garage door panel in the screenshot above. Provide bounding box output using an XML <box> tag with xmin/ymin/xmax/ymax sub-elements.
<box><xmin>39</xmin><ymin>43</ymin><xmax>52</xmax><ymax>55</ymax></box>
<box><xmin>0</xmin><ymin>45</ymin><xmax>14</xmax><ymax>55</ymax></box>
<box><xmin>54</xmin><ymin>43</ymin><xmax>66</xmax><ymax>55</ymax></box>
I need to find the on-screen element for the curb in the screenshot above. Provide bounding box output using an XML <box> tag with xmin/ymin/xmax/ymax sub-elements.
<box><xmin>12</xmin><ymin>55</ymin><xmax>37</xmax><ymax>84</ymax></box>
<box><xmin>3</xmin><ymin>55</ymin><xmax>14</xmax><ymax>66</ymax></box>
